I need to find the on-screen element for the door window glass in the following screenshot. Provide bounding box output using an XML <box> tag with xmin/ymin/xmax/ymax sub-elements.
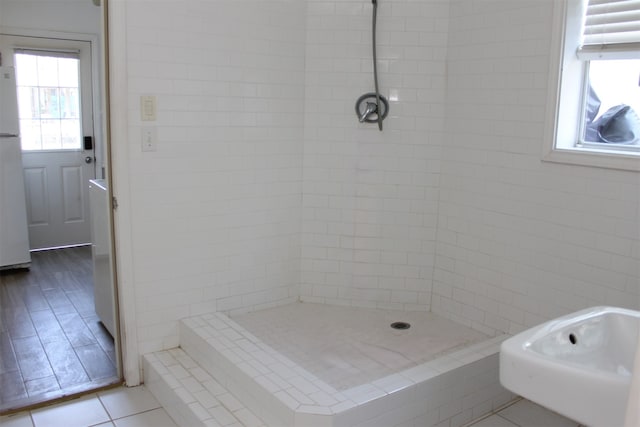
<box><xmin>14</xmin><ymin>51</ymin><xmax>82</xmax><ymax>151</ymax></box>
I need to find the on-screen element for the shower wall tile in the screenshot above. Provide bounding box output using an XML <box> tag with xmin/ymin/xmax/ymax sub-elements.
<box><xmin>433</xmin><ymin>0</ymin><xmax>640</xmax><ymax>336</ymax></box>
<box><xmin>122</xmin><ymin>1</ymin><xmax>306</xmax><ymax>354</ymax></box>
<box><xmin>300</xmin><ymin>0</ymin><xmax>449</xmax><ymax>309</ymax></box>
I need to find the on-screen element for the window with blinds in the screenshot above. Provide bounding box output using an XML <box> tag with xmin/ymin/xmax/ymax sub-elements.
<box><xmin>577</xmin><ymin>0</ymin><xmax>640</xmax><ymax>151</ymax></box>
<box><xmin>580</xmin><ymin>0</ymin><xmax>640</xmax><ymax>53</ymax></box>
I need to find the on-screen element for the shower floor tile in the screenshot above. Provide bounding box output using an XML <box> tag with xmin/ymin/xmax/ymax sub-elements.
<box><xmin>232</xmin><ymin>302</ymin><xmax>488</xmax><ymax>390</ymax></box>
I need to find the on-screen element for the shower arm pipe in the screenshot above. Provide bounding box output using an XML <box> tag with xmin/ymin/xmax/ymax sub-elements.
<box><xmin>371</xmin><ymin>0</ymin><xmax>383</xmax><ymax>131</ymax></box>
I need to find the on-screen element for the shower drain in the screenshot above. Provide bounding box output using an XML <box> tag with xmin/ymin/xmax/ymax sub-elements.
<box><xmin>390</xmin><ymin>321</ymin><xmax>411</xmax><ymax>330</ymax></box>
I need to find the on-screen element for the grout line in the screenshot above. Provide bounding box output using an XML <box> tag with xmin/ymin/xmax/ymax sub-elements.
<box><xmin>95</xmin><ymin>390</ymin><xmax>113</xmax><ymax>422</ymax></box>
<box><xmin>109</xmin><ymin>406</ymin><xmax>166</xmax><ymax>422</ymax></box>
<box><xmin>493</xmin><ymin>396</ymin><xmax>524</xmax><ymax>414</ymax></box>
<box><xmin>496</xmin><ymin>412</ymin><xmax>523</xmax><ymax>427</ymax></box>
<box><xmin>461</xmin><ymin>397</ymin><xmax>523</xmax><ymax>427</ymax></box>
<box><xmin>5</xmin><ymin>334</ymin><xmax>28</xmax><ymax>402</ymax></box>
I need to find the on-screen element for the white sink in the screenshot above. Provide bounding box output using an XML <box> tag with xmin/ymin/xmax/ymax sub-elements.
<box><xmin>500</xmin><ymin>306</ymin><xmax>640</xmax><ymax>427</ymax></box>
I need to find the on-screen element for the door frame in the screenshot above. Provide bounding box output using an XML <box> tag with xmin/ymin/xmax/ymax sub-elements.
<box><xmin>105</xmin><ymin>0</ymin><xmax>140</xmax><ymax>386</ymax></box>
<box><xmin>2</xmin><ymin>25</ymin><xmax>123</xmax><ymax>382</ymax></box>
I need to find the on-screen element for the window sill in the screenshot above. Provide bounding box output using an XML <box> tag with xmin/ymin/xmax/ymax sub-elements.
<box><xmin>543</xmin><ymin>146</ymin><xmax>640</xmax><ymax>172</ymax></box>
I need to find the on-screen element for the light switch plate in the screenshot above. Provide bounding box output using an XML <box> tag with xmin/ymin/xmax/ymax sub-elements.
<box><xmin>140</xmin><ymin>95</ymin><xmax>156</xmax><ymax>121</ymax></box>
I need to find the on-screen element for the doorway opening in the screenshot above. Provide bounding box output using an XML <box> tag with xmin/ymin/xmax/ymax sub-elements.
<box><xmin>0</xmin><ymin>27</ymin><xmax>120</xmax><ymax>414</ymax></box>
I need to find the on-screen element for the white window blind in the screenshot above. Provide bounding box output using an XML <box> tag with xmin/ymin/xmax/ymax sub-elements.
<box><xmin>579</xmin><ymin>0</ymin><xmax>640</xmax><ymax>58</ymax></box>
<box><xmin>14</xmin><ymin>48</ymin><xmax>80</xmax><ymax>60</ymax></box>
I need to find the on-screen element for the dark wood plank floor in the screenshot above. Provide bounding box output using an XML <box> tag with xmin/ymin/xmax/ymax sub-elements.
<box><xmin>0</xmin><ymin>247</ymin><xmax>118</xmax><ymax>412</ymax></box>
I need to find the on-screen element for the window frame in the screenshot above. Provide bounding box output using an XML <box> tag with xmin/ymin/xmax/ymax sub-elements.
<box><xmin>542</xmin><ymin>0</ymin><xmax>640</xmax><ymax>172</ymax></box>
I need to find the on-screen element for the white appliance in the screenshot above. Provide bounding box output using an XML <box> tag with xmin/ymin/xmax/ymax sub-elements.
<box><xmin>89</xmin><ymin>179</ymin><xmax>115</xmax><ymax>337</ymax></box>
<box><xmin>0</xmin><ymin>65</ymin><xmax>31</xmax><ymax>270</ymax></box>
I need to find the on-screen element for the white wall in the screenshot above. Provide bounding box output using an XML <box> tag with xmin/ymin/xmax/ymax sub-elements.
<box><xmin>433</xmin><ymin>0</ymin><xmax>640</xmax><ymax>336</ymax></box>
<box><xmin>300</xmin><ymin>0</ymin><xmax>449</xmax><ymax>310</ymax></box>
<box><xmin>0</xmin><ymin>0</ymin><xmax>100</xmax><ymax>34</ymax></box>
<box><xmin>119</xmin><ymin>0</ymin><xmax>306</xmax><ymax>355</ymax></box>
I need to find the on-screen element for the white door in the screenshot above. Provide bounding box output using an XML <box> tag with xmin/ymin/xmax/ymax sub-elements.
<box><xmin>0</xmin><ymin>35</ymin><xmax>96</xmax><ymax>250</ymax></box>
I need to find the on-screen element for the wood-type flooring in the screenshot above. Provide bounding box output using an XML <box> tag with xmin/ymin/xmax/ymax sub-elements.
<box><xmin>0</xmin><ymin>247</ymin><xmax>118</xmax><ymax>413</ymax></box>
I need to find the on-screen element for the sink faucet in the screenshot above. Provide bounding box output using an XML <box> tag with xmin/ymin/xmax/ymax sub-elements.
<box><xmin>359</xmin><ymin>102</ymin><xmax>378</xmax><ymax>122</ymax></box>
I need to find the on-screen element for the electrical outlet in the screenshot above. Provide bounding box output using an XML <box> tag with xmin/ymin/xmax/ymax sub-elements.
<box><xmin>141</xmin><ymin>127</ymin><xmax>157</xmax><ymax>152</ymax></box>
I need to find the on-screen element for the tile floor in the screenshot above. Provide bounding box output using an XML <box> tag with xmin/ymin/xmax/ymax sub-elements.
<box><xmin>469</xmin><ymin>399</ymin><xmax>581</xmax><ymax>427</ymax></box>
<box><xmin>0</xmin><ymin>386</ymin><xmax>176</xmax><ymax>427</ymax></box>
<box><xmin>0</xmin><ymin>247</ymin><xmax>118</xmax><ymax>412</ymax></box>
<box><xmin>0</xmin><ymin>385</ymin><xmax>580</xmax><ymax>427</ymax></box>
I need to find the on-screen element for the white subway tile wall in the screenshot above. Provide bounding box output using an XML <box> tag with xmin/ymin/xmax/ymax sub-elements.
<box><xmin>300</xmin><ymin>0</ymin><xmax>449</xmax><ymax>309</ymax></box>
<box><xmin>124</xmin><ymin>1</ymin><xmax>306</xmax><ymax>355</ymax></box>
<box><xmin>433</xmin><ymin>0</ymin><xmax>640</xmax><ymax>336</ymax></box>
<box><xmin>120</xmin><ymin>0</ymin><xmax>639</xmax><ymax>357</ymax></box>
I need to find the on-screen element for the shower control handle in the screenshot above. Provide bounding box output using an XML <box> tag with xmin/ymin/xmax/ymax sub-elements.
<box><xmin>355</xmin><ymin>93</ymin><xmax>389</xmax><ymax>125</ymax></box>
<box><xmin>359</xmin><ymin>102</ymin><xmax>378</xmax><ymax>122</ymax></box>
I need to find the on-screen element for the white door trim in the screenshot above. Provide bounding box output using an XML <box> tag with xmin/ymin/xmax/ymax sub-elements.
<box><xmin>106</xmin><ymin>0</ymin><xmax>140</xmax><ymax>386</ymax></box>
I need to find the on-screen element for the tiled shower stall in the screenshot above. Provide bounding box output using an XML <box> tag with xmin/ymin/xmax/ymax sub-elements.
<box><xmin>115</xmin><ymin>0</ymin><xmax>639</xmax><ymax>370</ymax></box>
